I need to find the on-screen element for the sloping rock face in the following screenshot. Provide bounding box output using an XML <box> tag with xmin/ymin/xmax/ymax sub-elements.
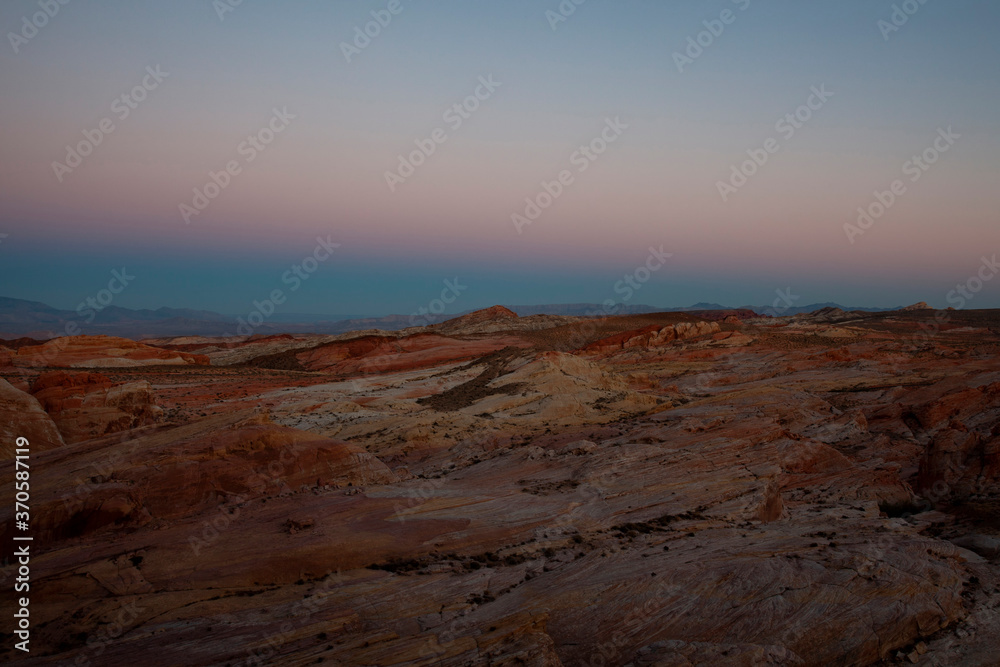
<box><xmin>0</xmin><ymin>377</ymin><xmax>64</xmax><ymax>456</ymax></box>
<box><xmin>886</xmin><ymin>379</ymin><xmax>1000</xmax><ymax>501</ymax></box>
<box><xmin>473</xmin><ymin>351</ymin><xmax>660</xmax><ymax>422</ymax></box>
<box><xmin>435</xmin><ymin>305</ymin><xmax>518</xmax><ymax>330</ymax></box>
<box><xmin>13</xmin><ymin>335</ymin><xmax>209</xmax><ymax>367</ymax></box>
<box><xmin>29</xmin><ymin>371</ymin><xmax>164</xmax><ymax>444</ymax></box>
<box><xmin>153</xmin><ymin>333</ymin><xmax>344</xmax><ymax>366</ymax></box>
<box><xmin>581</xmin><ymin>321</ymin><xmax>721</xmax><ymax>353</ymax></box>
<box><xmin>295</xmin><ymin>332</ymin><xmax>525</xmax><ymax>375</ymax></box>
<box><xmin>3</xmin><ymin>310</ymin><xmax>1000</xmax><ymax>666</ymax></box>
<box><xmin>12</xmin><ymin>411</ymin><xmax>398</xmax><ymax>549</ymax></box>
<box><xmin>430</xmin><ymin>306</ymin><xmax>580</xmax><ymax>336</ymax></box>
<box><xmin>684</xmin><ymin>308</ymin><xmax>759</xmax><ymax>321</ymax></box>
<box><xmin>0</xmin><ymin>345</ymin><xmax>14</xmax><ymax>369</ymax></box>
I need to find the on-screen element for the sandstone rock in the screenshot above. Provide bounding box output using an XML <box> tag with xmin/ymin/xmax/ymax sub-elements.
<box><xmin>628</xmin><ymin>639</ymin><xmax>803</xmax><ymax>666</ymax></box>
<box><xmin>470</xmin><ymin>351</ymin><xmax>659</xmax><ymax>422</ymax></box>
<box><xmin>296</xmin><ymin>333</ymin><xmax>525</xmax><ymax>375</ymax></box>
<box><xmin>431</xmin><ymin>305</ymin><xmax>518</xmax><ymax>334</ymax></box>
<box><xmin>13</xmin><ymin>335</ymin><xmax>209</xmax><ymax>367</ymax></box>
<box><xmin>5</xmin><ymin>311</ymin><xmax>1000</xmax><ymax>665</ymax></box>
<box><xmin>950</xmin><ymin>534</ymin><xmax>1000</xmax><ymax>559</ymax></box>
<box><xmin>913</xmin><ymin>382</ymin><xmax>1000</xmax><ymax>499</ymax></box>
<box><xmin>581</xmin><ymin>321</ymin><xmax>721</xmax><ymax>353</ymax></box>
<box><xmin>30</xmin><ymin>370</ymin><xmax>163</xmax><ymax>443</ymax></box>
<box><xmin>0</xmin><ymin>377</ymin><xmax>64</xmax><ymax>456</ymax></box>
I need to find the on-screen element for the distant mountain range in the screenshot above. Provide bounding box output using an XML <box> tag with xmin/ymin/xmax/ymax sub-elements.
<box><xmin>0</xmin><ymin>297</ymin><xmax>402</xmax><ymax>339</ymax></box>
<box><xmin>669</xmin><ymin>302</ymin><xmax>900</xmax><ymax>317</ymax></box>
<box><xmin>0</xmin><ymin>296</ymin><xmax>902</xmax><ymax>340</ymax></box>
<box><xmin>507</xmin><ymin>302</ymin><xmax>899</xmax><ymax>317</ymax></box>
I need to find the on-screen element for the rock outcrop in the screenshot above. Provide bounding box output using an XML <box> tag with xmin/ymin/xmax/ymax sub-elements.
<box><xmin>581</xmin><ymin>321</ymin><xmax>721</xmax><ymax>353</ymax></box>
<box><xmin>0</xmin><ymin>377</ymin><xmax>64</xmax><ymax>456</ymax></box>
<box><xmin>29</xmin><ymin>371</ymin><xmax>164</xmax><ymax>443</ymax></box>
<box><xmin>296</xmin><ymin>333</ymin><xmax>524</xmax><ymax>375</ymax></box>
<box><xmin>3</xmin><ymin>307</ymin><xmax>1000</xmax><ymax>665</ymax></box>
<box><xmin>13</xmin><ymin>335</ymin><xmax>210</xmax><ymax>367</ymax></box>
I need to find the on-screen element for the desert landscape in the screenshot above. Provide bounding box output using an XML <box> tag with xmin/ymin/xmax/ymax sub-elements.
<box><xmin>3</xmin><ymin>2</ymin><xmax>998</xmax><ymax>664</ymax></box>
<box><xmin>2</xmin><ymin>304</ymin><xmax>999</xmax><ymax>665</ymax></box>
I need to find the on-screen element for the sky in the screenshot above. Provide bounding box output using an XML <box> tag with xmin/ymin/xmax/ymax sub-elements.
<box><xmin>1</xmin><ymin>0</ymin><xmax>998</xmax><ymax>318</ymax></box>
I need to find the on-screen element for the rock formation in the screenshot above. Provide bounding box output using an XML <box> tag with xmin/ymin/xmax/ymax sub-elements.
<box><xmin>0</xmin><ymin>377</ymin><xmax>64</xmax><ymax>456</ymax></box>
<box><xmin>12</xmin><ymin>335</ymin><xmax>210</xmax><ymax>368</ymax></box>
<box><xmin>581</xmin><ymin>320</ymin><xmax>721</xmax><ymax>353</ymax></box>
<box><xmin>29</xmin><ymin>371</ymin><xmax>164</xmax><ymax>444</ymax></box>
<box><xmin>2</xmin><ymin>306</ymin><xmax>1000</xmax><ymax>665</ymax></box>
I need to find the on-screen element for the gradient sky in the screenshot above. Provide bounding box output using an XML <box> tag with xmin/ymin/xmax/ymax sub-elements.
<box><xmin>1</xmin><ymin>0</ymin><xmax>998</xmax><ymax>317</ymax></box>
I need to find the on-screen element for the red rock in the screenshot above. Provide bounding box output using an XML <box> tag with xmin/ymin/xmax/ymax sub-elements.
<box><xmin>18</xmin><ymin>411</ymin><xmax>398</xmax><ymax>547</ymax></box>
<box><xmin>0</xmin><ymin>377</ymin><xmax>64</xmax><ymax>456</ymax></box>
<box><xmin>436</xmin><ymin>305</ymin><xmax>518</xmax><ymax>328</ymax></box>
<box><xmin>13</xmin><ymin>335</ymin><xmax>210</xmax><ymax>368</ymax></box>
<box><xmin>29</xmin><ymin>371</ymin><xmax>164</xmax><ymax>444</ymax></box>
<box><xmin>296</xmin><ymin>333</ymin><xmax>526</xmax><ymax>375</ymax></box>
<box><xmin>580</xmin><ymin>321</ymin><xmax>721</xmax><ymax>353</ymax></box>
<box><xmin>4</xmin><ymin>310</ymin><xmax>1000</xmax><ymax>665</ymax></box>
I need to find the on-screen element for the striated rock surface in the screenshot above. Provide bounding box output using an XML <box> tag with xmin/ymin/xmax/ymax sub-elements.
<box><xmin>429</xmin><ymin>306</ymin><xmax>580</xmax><ymax>336</ymax></box>
<box><xmin>295</xmin><ymin>332</ymin><xmax>527</xmax><ymax>375</ymax></box>
<box><xmin>581</xmin><ymin>321</ymin><xmax>721</xmax><ymax>354</ymax></box>
<box><xmin>13</xmin><ymin>335</ymin><xmax>210</xmax><ymax>368</ymax></box>
<box><xmin>30</xmin><ymin>371</ymin><xmax>164</xmax><ymax>444</ymax></box>
<box><xmin>0</xmin><ymin>377</ymin><xmax>64</xmax><ymax>456</ymax></box>
<box><xmin>7</xmin><ymin>410</ymin><xmax>398</xmax><ymax>549</ymax></box>
<box><xmin>2</xmin><ymin>307</ymin><xmax>1000</xmax><ymax>666</ymax></box>
<box><xmin>0</xmin><ymin>344</ymin><xmax>14</xmax><ymax>370</ymax></box>
<box><xmin>432</xmin><ymin>304</ymin><xmax>518</xmax><ymax>332</ymax></box>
